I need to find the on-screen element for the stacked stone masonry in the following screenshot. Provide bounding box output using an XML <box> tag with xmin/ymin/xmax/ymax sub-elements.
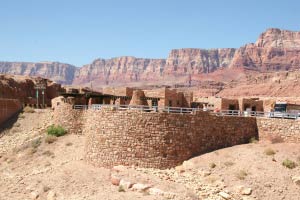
<box><xmin>257</xmin><ymin>118</ymin><xmax>300</xmax><ymax>142</ymax></box>
<box><xmin>83</xmin><ymin>109</ymin><xmax>257</xmax><ymax>169</ymax></box>
<box><xmin>52</xmin><ymin>104</ymin><xmax>300</xmax><ymax>169</ymax></box>
<box><xmin>0</xmin><ymin>98</ymin><xmax>22</xmax><ymax>126</ymax></box>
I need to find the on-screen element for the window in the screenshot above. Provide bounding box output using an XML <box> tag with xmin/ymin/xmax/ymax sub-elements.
<box><xmin>177</xmin><ymin>100</ymin><xmax>180</xmax><ymax>106</ymax></box>
<box><xmin>229</xmin><ymin>104</ymin><xmax>236</xmax><ymax>110</ymax></box>
<box><xmin>168</xmin><ymin>100</ymin><xmax>172</xmax><ymax>107</ymax></box>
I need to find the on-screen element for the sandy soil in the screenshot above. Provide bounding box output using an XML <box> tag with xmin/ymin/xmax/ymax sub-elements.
<box><xmin>0</xmin><ymin>110</ymin><xmax>299</xmax><ymax>200</ymax></box>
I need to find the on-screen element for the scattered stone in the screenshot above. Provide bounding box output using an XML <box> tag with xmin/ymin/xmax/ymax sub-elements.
<box><xmin>111</xmin><ymin>175</ymin><xmax>121</xmax><ymax>186</ymax></box>
<box><xmin>292</xmin><ymin>176</ymin><xmax>300</xmax><ymax>186</ymax></box>
<box><xmin>237</xmin><ymin>186</ymin><xmax>252</xmax><ymax>195</ymax></box>
<box><xmin>47</xmin><ymin>190</ymin><xmax>56</xmax><ymax>200</ymax></box>
<box><xmin>119</xmin><ymin>179</ymin><xmax>134</xmax><ymax>189</ymax></box>
<box><xmin>30</xmin><ymin>191</ymin><xmax>39</xmax><ymax>199</ymax></box>
<box><xmin>175</xmin><ymin>165</ymin><xmax>185</xmax><ymax>173</ymax></box>
<box><xmin>219</xmin><ymin>191</ymin><xmax>231</xmax><ymax>199</ymax></box>
<box><xmin>242</xmin><ymin>187</ymin><xmax>252</xmax><ymax>195</ymax></box>
<box><xmin>112</xmin><ymin>165</ymin><xmax>127</xmax><ymax>172</ymax></box>
<box><xmin>149</xmin><ymin>187</ymin><xmax>164</xmax><ymax>196</ymax></box>
<box><xmin>131</xmin><ymin>183</ymin><xmax>151</xmax><ymax>192</ymax></box>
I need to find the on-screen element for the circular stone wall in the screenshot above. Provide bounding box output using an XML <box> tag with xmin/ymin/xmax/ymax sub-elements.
<box><xmin>84</xmin><ymin>109</ymin><xmax>257</xmax><ymax>169</ymax></box>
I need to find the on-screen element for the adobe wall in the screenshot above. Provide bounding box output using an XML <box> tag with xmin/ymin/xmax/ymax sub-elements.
<box><xmin>0</xmin><ymin>98</ymin><xmax>22</xmax><ymax>126</ymax></box>
<box><xmin>84</xmin><ymin>109</ymin><xmax>257</xmax><ymax>169</ymax></box>
<box><xmin>257</xmin><ymin>118</ymin><xmax>300</xmax><ymax>143</ymax></box>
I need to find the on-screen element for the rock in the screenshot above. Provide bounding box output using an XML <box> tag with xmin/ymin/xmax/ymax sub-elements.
<box><xmin>175</xmin><ymin>165</ymin><xmax>185</xmax><ymax>173</ymax></box>
<box><xmin>237</xmin><ymin>186</ymin><xmax>252</xmax><ymax>195</ymax></box>
<box><xmin>47</xmin><ymin>191</ymin><xmax>56</xmax><ymax>200</ymax></box>
<box><xmin>219</xmin><ymin>191</ymin><xmax>231</xmax><ymax>199</ymax></box>
<box><xmin>110</xmin><ymin>175</ymin><xmax>121</xmax><ymax>186</ymax></box>
<box><xmin>119</xmin><ymin>179</ymin><xmax>133</xmax><ymax>189</ymax></box>
<box><xmin>30</xmin><ymin>191</ymin><xmax>39</xmax><ymax>199</ymax></box>
<box><xmin>131</xmin><ymin>183</ymin><xmax>151</xmax><ymax>192</ymax></box>
<box><xmin>149</xmin><ymin>187</ymin><xmax>164</xmax><ymax>196</ymax></box>
<box><xmin>112</xmin><ymin>165</ymin><xmax>127</xmax><ymax>172</ymax></box>
<box><xmin>292</xmin><ymin>176</ymin><xmax>300</xmax><ymax>186</ymax></box>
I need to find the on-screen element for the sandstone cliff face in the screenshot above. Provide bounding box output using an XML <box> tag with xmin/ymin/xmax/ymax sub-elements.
<box><xmin>0</xmin><ymin>62</ymin><xmax>76</xmax><ymax>84</ymax></box>
<box><xmin>73</xmin><ymin>49</ymin><xmax>236</xmax><ymax>86</ymax></box>
<box><xmin>230</xmin><ymin>29</ymin><xmax>300</xmax><ymax>71</ymax></box>
<box><xmin>1</xmin><ymin>28</ymin><xmax>300</xmax><ymax>86</ymax></box>
<box><xmin>255</xmin><ymin>28</ymin><xmax>300</xmax><ymax>48</ymax></box>
<box><xmin>0</xmin><ymin>75</ymin><xmax>63</xmax><ymax>105</ymax></box>
<box><xmin>164</xmin><ymin>48</ymin><xmax>236</xmax><ymax>75</ymax></box>
<box><xmin>73</xmin><ymin>57</ymin><xmax>166</xmax><ymax>85</ymax></box>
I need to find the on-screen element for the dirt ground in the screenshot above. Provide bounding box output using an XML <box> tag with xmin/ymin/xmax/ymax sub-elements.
<box><xmin>0</xmin><ymin>110</ymin><xmax>299</xmax><ymax>200</ymax></box>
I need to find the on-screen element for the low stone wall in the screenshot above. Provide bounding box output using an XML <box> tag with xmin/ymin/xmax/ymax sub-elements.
<box><xmin>84</xmin><ymin>109</ymin><xmax>258</xmax><ymax>169</ymax></box>
<box><xmin>0</xmin><ymin>98</ymin><xmax>22</xmax><ymax>126</ymax></box>
<box><xmin>257</xmin><ymin>118</ymin><xmax>300</xmax><ymax>143</ymax></box>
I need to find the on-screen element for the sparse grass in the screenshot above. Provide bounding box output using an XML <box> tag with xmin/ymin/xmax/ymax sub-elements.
<box><xmin>282</xmin><ymin>159</ymin><xmax>297</xmax><ymax>169</ymax></box>
<box><xmin>65</xmin><ymin>142</ymin><xmax>73</xmax><ymax>146</ymax></box>
<box><xmin>31</xmin><ymin>138</ymin><xmax>42</xmax><ymax>149</ymax></box>
<box><xmin>118</xmin><ymin>185</ymin><xmax>125</xmax><ymax>192</ymax></box>
<box><xmin>47</xmin><ymin>125</ymin><xmax>66</xmax><ymax>137</ymax></box>
<box><xmin>224</xmin><ymin>161</ymin><xmax>235</xmax><ymax>167</ymax></box>
<box><xmin>249</xmin><ymin>137</ymin><xmax>258</xmax><ymax>143</ymax></box>
<box><xmin>235</xmin><ymin>170</ymin><xmax>248</xmax><ymax>180</ymax></box>
<box><xmin>209</xmin><ymin>162</ymin><xmax>216</xmax><ymax>168</ymax></box>
<box><xmin>45</xmin><ymin>135</ymin><xmax>58</xmax><ymax>144</ymax></box>
<box><xmin>23</xmin><ymin>106</ymin><xmax>35</xmax><ymax>113</ymax></box>
<box><xmin>264</xmin><ymin>148</ymin><xmax>276</xmax><ymax>156</ymax></box>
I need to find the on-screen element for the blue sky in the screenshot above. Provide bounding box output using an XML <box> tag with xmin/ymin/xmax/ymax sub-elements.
<box><xmin>0</xmin><ymin>0</ymin><xmax>299</xmax><ymax>66</ymax></box>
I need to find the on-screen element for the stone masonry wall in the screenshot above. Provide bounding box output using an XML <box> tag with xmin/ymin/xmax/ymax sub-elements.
<box><xmin>84</xmin><ymin>109</ymin><xmax>258</xmax><ymax>169</ymax></box>
<box><xmin>257</xmin><ymin>118</ymin><xmax>300</xmax><ymax>143</ymax></box>
<box><xmin>52</xmin><ymin>104</ymin><xmax>85</xmax><ymax>135</ymax></box>
<box><xmin>0</xmin><ymin>98</ymin><xmax>22</xmax><ymax>126</ymax></box>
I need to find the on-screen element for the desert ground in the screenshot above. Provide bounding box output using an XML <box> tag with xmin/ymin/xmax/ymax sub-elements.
<box><xmin>0</xmin><ymin>110</ymin><xmax>299</xmax><ymax>200</ymax></box>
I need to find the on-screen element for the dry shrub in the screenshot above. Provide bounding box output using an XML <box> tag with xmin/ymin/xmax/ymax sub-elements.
<box><xmin>224</xmin><ymin>161</ymin><xmax>235</xmax><ymax>167</ymax></box>
<box><xmin>65</xmin><ymin>142</ymin><xmax>73</xmax><ymax>146</ymax></box>
<box><xmin>249</xmin><ymin>137</ymin><xmax>258</xmax><ymax>143</ymax></box>
<box><xmin>42</xmin><ymin>150</ymin><xmax>54</xmax><ymax>157</ymax></box>
<box><xmin>45</xmin><ymin>135</ymin><xmax>57</xmax><ymax>144</ymax></box>
<box><xmin>23</xmin><ymin>106</ymin><xmax>35</xmax><ymax>113</ymax></box>
<box><xmin>235</xmin><ymin>170</ymin><xmax>248</xmax><ymax>180</ymax></box>
<box><xmin>31</xmin><ymin>138</ymin><xmax>42</xmax><ymax>149</ymax></box>
<box><xmin>264</xmin><ymin>148</ymin><xmax>276</xmax><ymax>156</ymax></box>
<box><xmin>209</xmin><ymin>162</ymin><xmax>216</xmax><ymax>168</ymax></box>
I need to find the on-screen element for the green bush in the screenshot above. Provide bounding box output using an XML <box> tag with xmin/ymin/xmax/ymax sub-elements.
<box><xmin>47</xmin><ymin>125</ymin><xmax>66</xmax><ymax>137</ymax></box>
<box><xmin>282</xmin><ymin>159</ymin><xmax>297</xmax><ymax>169</ymax></box>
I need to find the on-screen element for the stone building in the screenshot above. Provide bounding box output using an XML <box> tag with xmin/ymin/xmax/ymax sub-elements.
<box><xmin>193</xmin><ymin>96</ymin><xmax>264</xmax><ymax>112</ymax></box>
